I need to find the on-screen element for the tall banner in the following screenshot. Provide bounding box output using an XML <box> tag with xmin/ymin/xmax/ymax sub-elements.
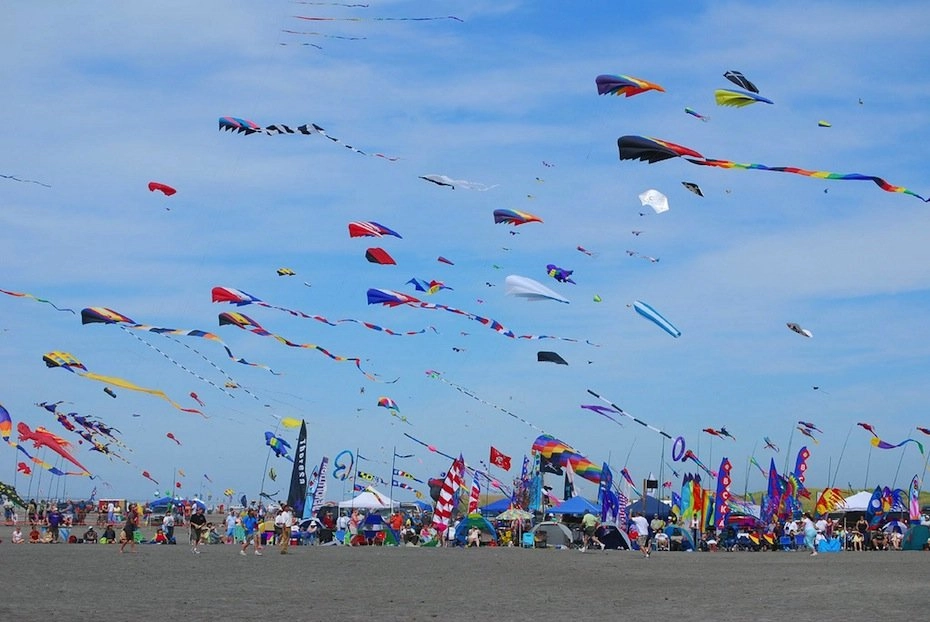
<box><xmin>714</xmin><ymin>457</ymin><xmax>732</xmax><ymax>530</ymax></box>
<box><xmin>286</xmin><ymin>420</ymin><xmax>308</xmax><ymax>517</ymax></box>
<box><xmin>307</xmin><ymin>456</ymin><xmax>329</xmax><ymax>519</ymax></box>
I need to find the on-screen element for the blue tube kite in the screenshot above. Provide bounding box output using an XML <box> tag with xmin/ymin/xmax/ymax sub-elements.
<box><xmin>632</xmin><ymin>300</ymin><xmax>681</xmax><ymax>338</ymax></box>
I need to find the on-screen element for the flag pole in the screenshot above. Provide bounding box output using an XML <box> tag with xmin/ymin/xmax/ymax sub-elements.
<box><xmin>390</xmin><ymin>446</ymin><xmax>396</xmax><ymax>510</ymax></box>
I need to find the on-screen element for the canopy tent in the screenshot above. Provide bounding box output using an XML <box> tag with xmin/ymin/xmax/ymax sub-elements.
<box><xmin>626</xmin><ymin>495</ymin><xmax>671</xmax><ymax>519</ymax></box>
<box><xmin>338</xmin><ymin>488</ymin><xmax>399</xmax><ymax>510</ymax></box>
<box><xmin>479</xmin><ymin>497</ymin><xmax>512</xmax><ymax>515</ymax></box>
<box><xmin>547</xmin><ymin>496</ymin><xmax>600</xmax><ymax>515</ymax></box>
<box><xmin>840</xmin><ymin>491</ymin><xmax>873</xmax><ymax>512</ymax></box>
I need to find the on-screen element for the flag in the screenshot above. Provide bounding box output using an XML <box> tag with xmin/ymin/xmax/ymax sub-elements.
<box><xmin>714</xmin><ymin>457</ymin><xmax>732</xmax><ymax>530</ymax></box>
<box><xmin>598</xmin><ymin>462</ymin><xmax>618</xmax><ymax>523</ymax></box>
<box><xmin>432</xmin><ymin>454</ymin><xmax>465</xmax><ymax>531</ymax></box>
<box><xmin>468</xmin><ymin>476</ymin><xmax>481</xmax><ymax>514</ymax></box>
<box><xmin>286</xmin><ymin>420</ymin><xmax>309</xmax><ymax>517</ymax></box>
<box><xmin>814</xmin><ymin>487</ymin><xmax>843</xmax><ymax>517</ymax></box>
<box><xmin>489</xmin><ymin>446</ymin><xmax>512</xmax><ymax>471</ymax></box>
<box><xmin>910</xmin><ymin>475</ymin><xmax>921</xmax><ymax>522</ymax></box>
<box><xmin>307</xmin><ymin>456</ymin><xmax>329</xmax><ymax>519</ymax></box>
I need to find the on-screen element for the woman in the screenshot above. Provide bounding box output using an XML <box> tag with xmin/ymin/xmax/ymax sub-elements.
<box><xmin>801</xmin><ymin>512</ymin><xmax>817</xmax><ymax>556</ymax></box>
<box><xmin>855</xmin><ymin>516</ymin><xmax>869</xmax><ymax>551</ymax></box>
<box><xmin>119</xmin><ymin>503</ymin><xmax>139</xmax><ymax>553</ymax></box>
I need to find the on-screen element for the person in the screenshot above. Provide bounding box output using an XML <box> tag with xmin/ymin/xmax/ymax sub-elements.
<box><xmin>801</xmin><ymin>512</ymin><xmax>817</xmax><ymax>556</ymax></box>
<box><xmin>466</xmin><ymin>526</ymin><xmax>481</xmax><ymax>547</ymax></box>
<box><xmin>348</xmin><ymin>509</ymin><xmax>361</xmax><ymax>539</ymax></box>
<box><xmin>277</xmin><ymin>504</ymin><xmax>294</xmax><ymax>554</ymax></box>
<box><xmin>29</xmin><ymin>526</ymin><xmax>41</xmax><ymax>543</ymax></box>
<box><xmin>241</xmin><ymin>508</ymin><xmax>262</xmax><ymax>556</ymax></box>
<box><xmin>83</xmin><ymin>526</ymin><xmax>98</xmax><ymax>543</ymax></box>
<box><xmin>151</xmin><ymin>528</ymin><xmax>168</xmax><ymax>544</ymax></box>
<box><xmin>11</xmin><ymin>526</ymin><xmax>24</xmax><ymax>544</ymax></box>
<box><xmin>46</xmin><ymin>506</ymin><xmax>63</xmax><ymax>543</ymax></box>
<box><xmin>301</xmin><ymin>519</ymin><xmax>319</xmax><ymax>546</ymax></box>
<box><xmin>690</xmin><ymin>512</ymin><xmax>701</xmax><ymax>547</ymax></box>
<box><xmin>106</xmin><ymin>501</ymin><xmax>116</xmax><ymax>524</ymax></box>
<box><xmin>580</xmin><ymin>511</ymin><xmax>603</xmax><ymax>551</ymax></box>
<box><xmin>189</xmin><ymin>506</ymin><xmax>207</xmax><ymax>554</ymax></box>
<box><xmin>631</xmin><ymin>512</ymin><xmax>651</xmax><ymax>558</ymax></box>
<box><xmin>856</xmin><ymin>516</ymin><xmax>869</xmax><ymax>550</ymax></box>
<box><xmin>119</xmin><ymin>503</ymin><xmax>139</xmax><ymax>553</ymax></box>
<box><xmin>102</xmin><ymin>524</ymin><xmax>116</xmax><ymax>544</ymax></box>
<box><xmin>225</xmin><ymin>510</ymin><xmax>237</xmax><ymax>544</ymax></box>
<box><xmin>323</xmin><ymin>511</ymin><xmax>336</xmax><ymax>531</ymax></box>
<box><xmin>162</xmin><ymin>512</ymin><xmax>175</xmax><ymax>544</ymax></box>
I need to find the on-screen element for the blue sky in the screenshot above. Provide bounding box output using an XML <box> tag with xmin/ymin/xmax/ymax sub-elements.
<box><xmin>3</xmin><ymin>1</ymin><xmax>930</xmax><ymax>504</ymax></box>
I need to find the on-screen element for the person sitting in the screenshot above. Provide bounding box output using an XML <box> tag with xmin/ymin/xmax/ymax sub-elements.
<box><xmin>102</xmin><ymin>525</ymin><xmax>116</xmax><ymax>544</ymax></box>
<box><xmin>150</xmin><ymin>528</ymin><xmax>168</xmax><ymax>544</ymax></box>
<box><xmin>889</xmin><ymin>530</ymin><xmax>903</xmax><ymax>551</ymax></box>
<box><xmin>654</xmin><ymin>531</ymin><xmax>670</xmax><ymax>551</ymax></box>
<box><xmin>29</xmin><ymin>528</ymin><xmax>41</xmax><ymax>544</ymax></box>
<box><xmin>467</xmin><ymin>526</ymin><xmax>481</xmax><ymax>548</ymax></box>
<box><xmin>301</xmin><ymin>520</ymin><xmax>319</xmax><ymax>546</ymax></box>
<box><xmin>851</xmin><ymin>529</ymin><xmax>864</xmax><ymax>551</ymax></box>
<box><xmin>11</xmin><ymin>526</ymin><xmax>24</xmax><ymax>544</ymax></box>
<box><xmin>83</xmin><ymin>526</ymin><xmax>98</xmax><ymax>543</ymax></box>
<box><xmin>870</xmin><ymin>530</ymin><xmax>886</xmax><ymax>551</ymax></box>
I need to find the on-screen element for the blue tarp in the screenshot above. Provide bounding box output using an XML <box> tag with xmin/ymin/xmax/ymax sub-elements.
<box><xmin>479</xmin><ymin>498</ymin><xmax>512</xmax><ymax>515</ymax></box>
<box><xmin>547</xmin><ymin>496</ymin><xmax>600</xmax><ymax>515</ymax></box>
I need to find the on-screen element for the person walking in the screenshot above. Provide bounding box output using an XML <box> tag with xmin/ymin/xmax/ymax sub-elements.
<box><xmin>189</xmin><ymin>506</ymin><xmax>207</xmax><ymax>554</ymax></box>
<box><xmin>240</xmin><ymin>508</ymin><xmax>262</xmax><ymax>556</ymax></box>
<box><xmin>277</xmin><ymin>504</ymin><xmax>294</xmax><ymax>554</ymax></box>
<box><xmin>119</xmin><ymin>503</ymin><xmax>139</xmax><ymax>553</ymax></box>
<box><xmin>801</xmin><ymin>512</ymin><xmax>818</xmax><ymax>556</ymax></box>
<box><xmin>580</xmin><ymin>511</ymin><xmax>604</xmax><ymax>551</ymax></box>
<box><xmin>631</xmin><ymin>512</ymin><xmax>651</xmax><ymax>558</ymax></box>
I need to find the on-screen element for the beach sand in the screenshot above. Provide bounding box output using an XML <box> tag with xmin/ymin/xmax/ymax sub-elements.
<box><xmin>1</xmin><ymin>537</ymin><xmax>926</xmax><ymax>621</ymax></box>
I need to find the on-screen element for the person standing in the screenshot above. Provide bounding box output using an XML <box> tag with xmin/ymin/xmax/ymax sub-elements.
<box><xmin>46</xmin><ymin>506</ymin><xmax>62</xmax><ymax>543</ymax></box>
<box><xmin>240</xmin><ymin>508</ymin><xmax>262</xmax><ymax>555</ymax></box>
<box><xmin>225</xmin><ymin>509</ymin><xmax>237</xmax><ymax>544</ymax></box>
<box><xmin>189</xmin><ymin>506</ymin><xmax>207</xmax><ymax>554</ymax></box>
<box><xmin>277</xmin><ymin>504</ymin><xmax>294</xmax><ymax>554</ymax></box>
<box><xmin>119</xmin><ymin>503</ymin><xmax>139</xmax><ymax>553</ymax></box>
<box><xmin>162</xmin><ymin>511</ymin><xmax>175</xmax><ymax>544</ymax></box>
<box><xmin>631</xmin><ymin>512</ymin><xmax>651</xmax><ymax>558</ymax></box>
<box><xmin>690</xmin><ymin>512</ymin><xmax>701</xmax><ymax>549</ymax></box>
<box><xmin>106</xmin><ymin>501</ymin><xmax>116</xmax><ymax>525</ymax></box>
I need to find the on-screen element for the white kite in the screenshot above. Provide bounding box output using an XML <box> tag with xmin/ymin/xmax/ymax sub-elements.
<box><xmin>786</xmin><ymin>322</ymin><xmax>813</xmax><ymax>338</ymax></box>
<box><xmin>504</xmin><ymin>275</ymin><xmax>570</xmax><ymax>304</ymax></box>
<box><xmin>638</xmin><ymin>189</ymin><xmax>669</xmax><ymax>214</ymax></box>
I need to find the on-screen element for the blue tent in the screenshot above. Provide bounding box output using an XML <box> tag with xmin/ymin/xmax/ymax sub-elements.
<box><xmin>625</xmin><ymin>495</ymin><xmax>671</xmax><ymax>519</ymax></box>
<box><xmin>479</xmin><ymin>498</ymin><xmax>512</xmax><ymax>515</ymax></box>
<box><xmin>547</xmin><ymin>496</ymin><xmax>600</xmax><ymax>515</ymax></box>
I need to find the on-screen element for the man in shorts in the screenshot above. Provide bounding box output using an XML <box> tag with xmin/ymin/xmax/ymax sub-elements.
<box><xmin>189</xmin><ymin>506</ymin><xmax>207</xmax><ymax>554</ymax></box>
<box><xmin>631</xmin><ymin>512</ymin><xmax>651</xmax><ymax>558</ymax></box>
<box><xmin>240</xmin><ymin>508</ymin><xmax>262</xmax><ymax>556</ymax></box>
<box><xmin>580</xmin><ymin>511</ymin><xmax>603</xmax><ymax>551</ymax></box>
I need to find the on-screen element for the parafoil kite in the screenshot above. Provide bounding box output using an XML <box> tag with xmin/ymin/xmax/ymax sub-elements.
<box><xmin>147</xmin><ymin>182</ymin><xmax>177</xmax><ymax>196</ymax></box>
<box><xmin>537</xmin><ymin>351</ymin><xmax>568</xmax><ymax>365</ymax></box>
<box><xmin>714</xmin><ymin>88</ymin><xmax>774</xmax><ymax>107</ymax></box>
<box><xmin>505</xmin><ymin>275</ymin><xmax>569</xmax><ymax>304</ymax></box>
<box><xmin>818</xmin><ymin>120</ymin><xmax>832</xmax><ymax>128</ymax></box>
<box><xmin>682</xmin><ymin>182</ymin><xmax>704</xmax><ymax>197</ymax></box>
<box><xmin>377</xmin><ymin>396</ymin><xmax>398</xmax><ymax>411</ymax></box>
<box><xmin>723</xmin><ymin>70</ymin><xmax>759</xmax><ymax>93</ymax></box>
<box><xmin>595</xmin><ymin>74</ymin><xmax>665</xmax><ymax>97</ymax></box>
<box><xmin>348</xmin><ymin>221</ymin><xmax>402</xmax><ymax>238</ymax></box>
<box><xmin>638</xmin><ymin>189</ymin><xmax>669</xmax><ymax>214</ymax></box>
<box><xmin>365</xmin><ymin>247</ymin><xmax>396</xmax><ymax>265</ymax></box>
<box><xmin>43</xmin><ymin>351</ymin><xmax>204</xmax><ymax>416</ymax></box>
<box><xmin>632</xmin><ymin>300</ymin><xmax>681</xmax><ymax>338</ymax></box>
<box><xmin>219</xmin><ymin>117</ymin><xmax>398</xmax><ymax>161</ymax></box>
<box><xmin>617</xmin><ymin>135</ymin><xmax>930</xmax><ymax>201</ymax></box>
<box><xmin>280</xmin><ymin>417</ymin><xmax>302</xmax><ymax>429</ymax></box>
<box><xmin>532</xmin><ymin>434</ymin><xmax>602</xmax><ymax>483</ymax></box>
<box><xmin>264</xmin><ymin>431</ymin><xmax>293</xmax><ymax>461</ymax></box>
<box><xmin>546</xmin><ymin>264</ymin><xmax>575</xmax><ymax>284</ymax></box>
<box><xmin>493</xmin><ymin>209</ymin><xmax>542</xmax><ymax>226</ymax></box>
<box><xmin>0</xmin><ymin>288</ymin><xmax>74</xmax><ymax>314</ymax></box>
<box><xmin>277</xmin><ymin>267</ymin><xmax>296</xmax><ymax>276</ymax></box>
<box><xmin>368</xmin><ymin>289</ymin><xmax>578</xmax><ymax>341</ymax></box>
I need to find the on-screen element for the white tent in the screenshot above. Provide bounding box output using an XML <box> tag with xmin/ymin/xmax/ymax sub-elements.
<box><xmin>840</xmin><ymin>491</ymin><xmax>873</xmax><ymax>511</ymax></box>
<box><xmin>338</xmin><ymin>488</ymin><xmax>399</xmax><ymax>510</ymax></box>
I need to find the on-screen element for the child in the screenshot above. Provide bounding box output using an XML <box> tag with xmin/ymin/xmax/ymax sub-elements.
<box><xmin>11</xmin><ymin>526</ymin><xmax>24</xmax><ymax>544</ymax></box>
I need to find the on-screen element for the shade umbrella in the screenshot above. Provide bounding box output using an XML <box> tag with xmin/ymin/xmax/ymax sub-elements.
<box><xmin>496</xmin><ymin>508</ymin><xmax>533</xmax><ymax>521</ymax></box>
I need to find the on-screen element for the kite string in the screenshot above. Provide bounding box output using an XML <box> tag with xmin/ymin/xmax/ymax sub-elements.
<box><xmin>426</xmin><ymin>370</ymin><xmax>545</xmax><ymax>433</ymax></box>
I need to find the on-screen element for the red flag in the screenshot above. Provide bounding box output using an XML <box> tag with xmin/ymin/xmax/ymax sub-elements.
<box><xmin>489</xmin><ymin>446</ymin><xmax>511</xmax><ymax>471</ymax></box>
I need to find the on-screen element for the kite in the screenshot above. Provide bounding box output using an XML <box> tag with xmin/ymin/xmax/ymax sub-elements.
<box><xmin>546</xmin><ymin>264</ymin><xmax>575</xmax><ymax>284</ymax></box>
<box><xmin>365</xmin><ymin>247</ymin><xmax>396</xmax><ymax>265</ymax></box>
<box><xmin>638</xmin><ymin>189</ymin><xmax>669</xmax><ymax>214</ymax></box>
<box><xmin>815</xmin><ymin>487</ymin><xmax>845</xmax><ymax>516</ymax></box>
<box><xmin>269</xmin><ymin>467</ymin><xmax>277</xmax><ymax>481</ymax></box>
<box><xmin>81</xmin><ymin>306</ymin><xmax>277</xmax><ymax>375</ymax></box>
<box><xmin>17</xmin><ymin>422</ymin><xmax>91</xmax><ymax>474</ymax></box>
<box><xmin>870</xmin><ymin>436</ymin><xmax>924</xmax><ymax>454</ymax></box>
<box><xmin>293</xmin><ymin>14</ymin><xmax>462</xmax><ymax>22</ymax></box>
<box><xmin>264</xmin><ymin>431</ymin><xmax>293</xmax><ymax>461</ymax></box>
<box><xmin>377</xmin><ymin>396</ymin><xmax>399</xmax><ymax>411</ymax></box>
<box><xmin>368</xmin><ymin>289</ymin><xmax>579</xmax><ymax>341</ymax></box>
<box><xmin>703</xmin><ymin>428</ymin><xmax>725</xmax><ymax>438</ymax></box>
<box><xmin>493</xmin><ymin>209</ymin><xmax>542</xmax><ymax>226</ymax></box>
<box><xmin>532</xmin><ymin>435</ymin><xmax>602</xmax><ymax>483</ymax></box>
<box><xmin>763</xmin><ymin>437</ymin><xmax>779</xmax><ymax>452</ymax></box>
<box><xmin>723</xmin><ymin>70</ymin><xmax>759</xmax><ymax>93</ymax></box>
<box><xmin>682</xmin><ymin>182</ymin><xmax>704</xmax><ymax>197</ymax></box>
<box><xmin>593</xmin><ymin>294</ymin><xmax>602</xmax><ymax>303</ymax></box>
<box><xmin>798</xmin><ymin>421</ymin><xmax>823</xmax><ymax>433</ymax></box>
<box><xmin>103</xmin><ymin>387</ymin><xmax>117</xmax><ymax>399</ymax></box>
<box><xmin>348</xmin><ymin>221</ymin><xmax>402</xmax><ymax>238</ymax></box>
<box><xmin>537</xmin><ymin>351</ymin><xmax>568</xmax><ymax>365</ymax></box>
<box><xmin>0</xmin><ymin>288</ymin><xmax>74</xmax><ymax>314</ymax></box>
<box><xmin>147</xmin><ymin>181</ymin><xmax>176</xmax><ymax>196</ymax></box>
<box><xmin>219</xmin><ymin>117</ymin><xmax>399</xmax><ymax>161</ymax></box>
<box><xmin>618</xmin><ymin>135</ymin><xmax>930</xmax><ymax>201</ymax></box>
<box><xmin>418</xmin><ymin>174</ymin><xmax>495</xmax><ymax>191</ymax></box>
<box><xmin>280</xmin><ymin>417</ymin><xmax>302</xmax><ymax>429</ymax></box>
<box><xmin>796</xmin><ymin>425</ymin><xmax>820</xmax><ymax>444</ymax></box>
<box><xmin>189</xmin><ymin>392</ymin><xmax>204</xmax><ymax>407</ymax></box>
<box><xmin>437</xmin><ymin>256</ymin><xmax>454</xmax><ymax>265</ymax></box>
<box><xmin>406</xmin><ymin>278</ymin><xmax>451</xmax><ymax>295</ymax></box>
<box><xmin>218</xmin><ymin>312</ymin><xmax>388</xmax><ymax>382</ymax></box>
<box><xmin>277</xmin><ymin>267</ymin><xmax>296</xmax><ymax>276</ymax></box>
<box><xmin>683</xmin><ymin>450</ymin><xmax>717</xmax><ymax>478</ymax></box>
<box><xmin>0</xmin><ymin>480</ymin><xmax>26</xmax><ymax>507</ymax></box>
<box><xmin>16</xmin><ymin>462</ymin><xmax>31</xmax><ymax>476</ymax></box>
<box><xmin>505</xmin><ymin>275</ymin><xmax>570</xmax><ymax>304</ymax></box>
<box><xmin>43</xmin><ymin>351</ymin><xmax>204</xmax><ymax>416</ymax></box>
<box><xmin>332</xmin><ymin>450</ymin><xmax>354</xmax><ymax>480</ymax></box>
<box><xmin>857</xmin><ymin>422</ymin><xmax>878</xmax><ymax>436</ymax></box>
<box><xmin>166</xmin><ymin>432</ymin><xmax>181</xmax><ymax>445</ymax></box>
<box><xmin>585</xmin><ymin>389</ymin><xmax>673</xmax><ymax>440</ymax></box>
<box><xmin>917</xmin><ymin>427</ymin><xmax>930</xmax><ymax>436</ymax></box>
<box><xmin>581</xmin><ymin>404</ymin><xmax>625</xmax><ymax>428</ymax></box>
<box><xmin>595</xmin><ymin>74</ymin><xmax>665</xmax><ymax>97</ymax></box>
<box><xmin>212</xmin><ymin>286</ymin><xmax>430</xmax><ymax>337</ymax></box>
<box><xmin>684</xmin><ymin>107</ymin><xmax>709</xmax><ymax>122</ymax></box>
<box><xmin>787</xmin><ymin>322</ymin><xmax>813</xmax><ymax>338</ymax></box>
<box><xmin>719</xmin><ymin>427</ymin><xmax>737</xmax><ymax>441</ymax></box>
<box><xmin>142</xmin><ymin>471</ymin><xmax>159</xmax><ymax>485</ymax></box>
<box><xmin>576</xmin><ymin>246</ymin><xmax>594</xmax><ymax>256</ymax></box>
<box><xmin>818</xmin><ymin>121</ymin><xmax>832</xmax><ymax>128</ymax></box>
<box><xmin>715</xmin><ymin>88</ymin><xmax>775</xmax><ymax>107</ymax></box>
<box><xmin>1</xmin><ymin>173</ymin><xmax>51</xmax><ymax>188</ymax></box>
<box><xmin>632</xmin><ymin>300</ymin><xmax>681</xmax><ymax>338</ymax></box>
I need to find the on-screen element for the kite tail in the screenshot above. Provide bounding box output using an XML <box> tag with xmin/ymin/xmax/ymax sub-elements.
<box><xmin>78</xmin><ymin>370</ymin><xmax>205</xmax><ymax>418</ymax></box>
<box><xmin>0</xmin><ymin>288</ymin><xmax>75</xmax><ymax>314</ymax></box>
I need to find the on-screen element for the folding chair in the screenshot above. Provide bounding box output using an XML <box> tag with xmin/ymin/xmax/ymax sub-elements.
<box><xmin>521</xmin><ymin>532</ymin><xmax>535</xmax><ymax>548</ymax></box>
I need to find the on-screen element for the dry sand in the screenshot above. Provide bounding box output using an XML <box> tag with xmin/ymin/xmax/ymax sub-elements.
<box><xmin>1</xmin><ymin>535</ymin><xmax>927</xmax><ymax>622</ymax></box>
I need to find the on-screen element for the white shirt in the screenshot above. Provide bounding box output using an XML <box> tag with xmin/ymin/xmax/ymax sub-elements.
<box><xmin>337</xmin><ymin>515</ymin><xmax>350</xmax><ymax>530</ymax></box>
<box><xmin>163</xmin><ymin>514</ymin><xmax>174</xmax><ymax>528</ymax></box>
<box><xmin>277</xmin><ymin>510</ymin><xmax>293</xmax><ymax>528</ymax></box>
<box><xmin>631</xmin><ymin>516</ymin><xmax>649</xmax><ymax>536</ymax></box>
<box><xmin>226</xmin><ymin>514</ymin><xmax>237</xmax><ymax>530</ymax></box>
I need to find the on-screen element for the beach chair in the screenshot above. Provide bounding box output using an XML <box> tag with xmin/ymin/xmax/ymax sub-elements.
<box><xmin>521</xmin><ymin>532</ymin><xmax>534</xmax><ymax>548</ymax></box>
<box><xmin>794</xmin><ymin>534</ymin><xmax>805</xmax><ymax>550</ymax></box>
<box><xmin>779</xmin><ymin>535</ymin><xmax>793</xmax><ymax>551</ymax></box>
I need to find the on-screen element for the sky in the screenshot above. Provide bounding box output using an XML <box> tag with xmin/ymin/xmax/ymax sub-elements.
<box><xmin>3</xmin><ymin>1</ymin><xmax>930</xmax><ymax>506</ymax></box>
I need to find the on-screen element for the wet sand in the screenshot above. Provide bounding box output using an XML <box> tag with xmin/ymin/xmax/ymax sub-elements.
<box><xmin>1</xmin><ymin>539</ymin><xmax>926</xmax><ymax>621</ymax></box>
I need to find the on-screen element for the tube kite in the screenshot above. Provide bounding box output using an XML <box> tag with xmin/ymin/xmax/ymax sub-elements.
<box><xmin>632</xmin><ymin>300</ymin><xmax>681</xmax><ymax>338</ymax></box>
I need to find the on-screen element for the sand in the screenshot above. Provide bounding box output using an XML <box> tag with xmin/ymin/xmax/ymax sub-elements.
<box><xmin>1</xmin><ymin>535</ymin><xmax>926</xmax><ymax>622</ymax></box>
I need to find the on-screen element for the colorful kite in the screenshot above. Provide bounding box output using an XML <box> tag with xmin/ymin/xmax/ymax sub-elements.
<box><xmin>377</xmin><ymin>396</ymin><xmax>398</xmax><ymax>411</ymax></box>
<box><xmin>43</xmin><ymin>351</ymin><xmax>204</xmax><ymax>416</ymax></box>
<box><xmin>617</xmin><ymin>135</ymin><xmax>929</xmax><ymax>201</ymax></box>
<box><xmin>264</xmin><ymin>431</ymin><xmax>293</xmax><ymax>461</ymax></box>
<box><xmin>684</xmin><ymin>107</ymin><xmax>709</xmax><ymax>122</ymax></box>
<box><xmin>585</xmin><ymin>389</ymin><xmax>673</xmax><ymax>440</ymax></box>
<box><xmin>280</xmin><ymin>417</ymin><xmax>302</xmax><ymax>429</ymax></box>
<box><xmin>723</xmin><ymin>70</ymin><xmax>759</xmax><ymax>93</ymax></box>
<box><xmin>870</xmin><ymin>436</ymin><xmax>924</xmax><ymax>454</ymax></box>
<box><xmin>217</xmin><ymin>312</ymin><xmax>388</xmax><ymax>382</ymax></box>
<box><xmin>276</xmin><ymin>267</ymin><xmax>296</xmax><ymax>276</ymax></box>
<box><xmin>546</xmin><ymin>264</ymin><xmax>575</xmax><ymax>284</ymax></box>
<box><xmin>406</xmin><ymin>278</ymin><xmax>451</xmax><ymax>295</ymax></box>
<box><xmin>348</xmin><ymin>221</ymin><xmax>402</xmax><ymax>238</ymax></box>
<box><xmin>505</xmin><ymin>275</ymin><xmax>569</xmax><ymax>304</ymax></box>
<box><xmin>0</xmin><ymin>480</ymin><xmax>27</xmax><ymax>507</ymax></box>
<box><xmin>715</xmin><ymin>89</ymin><xmax>773</xmax><ymax>107</ymax></box>
<box><xmin>147</xmin><ymin>181</ymin><xmax>176</xmax><ymax>196</ymax></box>
<box><xmin>493</xmin><ymin>209</ymin><xmax>542</xmax><ymax>226</ymax></box>
<box><xmin>532</xmin><ymin>434</ymin><xmax>602</xmax><ymax>484</ymax></box>
<box><xmin>595</xmin><ymin>74</ymin><xmax>665</xmax><ymax>97</ymax></box>
<box><xmin>219</xmin><ymin>117</ymin><xmax>398</xmax><ymax>160</ymax></box>
<box><xmin>16</xmin><ymin>462</ymin><xmax>31</xmax><ymax>476</ymax></box>
<box><xmin>17</xmin><ymin>422</ymin><xmax>91</xmax><ymax>475</ymax></box>
<box><xmin>367</xmin><ymin>289</ymin><xmax>579</xmax><ymax>341</ymax></box>
<box><xmin>818</xmin><ymin>120</ymin><xmax>832</xmax><ymax>128</ymax></box>
<box><xmin>796</xmin><ymin>425</ymin><xmax>820</xmax><ymax>444</ymax></box>
<box><xmin>580</xmin><ymin>404</ymin><xmax>625</xmax><ymax>428</ymax></box>
<box><xmin>632</xmin><ymin>300</ymin><xmax>681</xmax><ymax>338</ymax></box>
<box><xmin>683</xmin><ymin>450</ymin><xmax>717</xmax><ymax>478</ymax></box>
<box><xmin>0</xmin><ymin>288</ymin><xmax>74</xmax><ymax>314</ymax></box>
